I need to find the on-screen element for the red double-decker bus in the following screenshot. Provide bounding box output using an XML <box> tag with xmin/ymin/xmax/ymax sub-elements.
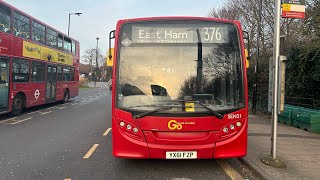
<box><xmin>109</xmin><ymin>17</ymin><xmax>248</xmax><ymax>159</ymax></box>
<box><xmin>0</xmin><ymin>1</ymin><xmax>80</xmax><ymax>116</ymax></box>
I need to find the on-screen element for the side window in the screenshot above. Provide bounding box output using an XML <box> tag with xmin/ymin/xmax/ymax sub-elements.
<box><xmin>0</xmin><ymin>58</ymin><xmax>9</xmax><ymax>84</ymax></box>
<box><xmin>31</xmin><ymin>61</ymin><xmax>45</xmax><ymax>82</ymax></box>
<box><xmin>12</xmin><ymin>58</ymin><xmax>29</xmax><ymax>82</ymax></box>
<box><xmin>58</xmin><ymin>66</ymin><xmax>63</xmax><ymax>81</ymax></box>
<box><xmin>13</xmin><ymin>11</ymin><xmax>30</xmax><ymax>39</ymax></box>
<box><xmin>64</xmin><ymin>37</ymin><xmax>72</xmax><ymax>53</ymax></box>
<box><xmin>0</xmin><ymin>4</ymin><xmax>11</xmax><ymax>33</ymax></box>
<box><xmin>47</xmin><ymin>28</ymin><xmax>57</xmax><ymax>48</ymax></box>
<box><xmin>72</xmin><ymin>40</ymin><xmax>76</xmax><ymax>55</ymax></box>
<box><xmin>58</xmin><ymin>34</ymin><xmax>63</xmax><ymax>50</ymax></box>
<box><xmin>32</xmin><ymin>21</ymin><xmax>46</xmax><ymax>44</ymax></box>
<box><xmin>70</xmin><ymin>67</ymin><xmax>75</xmax><ymax>81</ymax></box>
<box><xmin>63</xmin><ymin>66</ymin><xmax>70</xmax><ymax>81</ymax></box>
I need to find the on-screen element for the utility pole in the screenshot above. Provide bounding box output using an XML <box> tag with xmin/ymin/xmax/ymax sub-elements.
<box><xmin>252</xmin><ymin>0</ymin><xmax>263</xmax><ymax>113</ymax></box>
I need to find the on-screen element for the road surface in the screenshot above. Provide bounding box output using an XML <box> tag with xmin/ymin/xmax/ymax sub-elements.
<box><xmin>0</xmin><ymin>84</ymin><xmax>257</xmax><ymax>180</ymax></box>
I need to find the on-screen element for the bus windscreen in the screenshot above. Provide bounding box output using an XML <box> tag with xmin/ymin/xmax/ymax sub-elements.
<box><xmin>116</xmin><ymin>21</ymin><xmax>245</xmax><ymax>114</ymax></box>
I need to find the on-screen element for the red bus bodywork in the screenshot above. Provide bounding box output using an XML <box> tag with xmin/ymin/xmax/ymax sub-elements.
<box><xmin>111</xmin><ymin>17</ymin><xmax>248</xmax><ymax>159</ymax></box>
<box><xmin>0</xmin><ymin>1</ymin><xmax>80</xmax><ymax>115</ymax></box>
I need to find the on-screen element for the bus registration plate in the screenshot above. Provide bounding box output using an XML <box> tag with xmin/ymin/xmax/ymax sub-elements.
<box><xmin>166</xmin><ymin>151</ymin><xmax>197</xmax><ymax>159</ymax></box>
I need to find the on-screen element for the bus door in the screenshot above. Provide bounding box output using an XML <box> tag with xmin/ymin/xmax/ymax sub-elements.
<box><xmin>0</xmin><ymin>57</ymin><xmax>9</xmax><ymax>111</ymax></box>
<box><xmin>46</xmin><ymin>64</ymin><xmax>57</xmax><ymax>103</ymax></box>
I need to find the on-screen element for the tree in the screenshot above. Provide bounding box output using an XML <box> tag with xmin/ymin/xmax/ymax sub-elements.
<box><xmin>81</xmin><ymin>48</ymin><xmax>105</xmax><ymax>67</ymax></box>
<box><xmin>285</xmin><ymin>1</ymin><xmax>320</xmax><ymax>103</ymax></box>
<box><xmin>209</xmin><ymin>0</ymin><xmax>320</xmax><ymax>109</ymax></box>
<box><xmin>81</xmin><ymin>48</ymin><xmax>106</xmax><ymax>80</ymax></box>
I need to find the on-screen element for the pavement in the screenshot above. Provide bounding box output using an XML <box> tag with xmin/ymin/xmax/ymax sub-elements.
<box><xmin>244</xmin><ymin>114</ymin><xmax>320</xmax><ymax>180</ymax></box>
<box><xmin>87</xmin><ymin>81</ymin><xmax>109</xmax><ymax>88</ymax></box>
<box><xmin>0</xmin><ymin>83</ymin><xmax>259</xmax><ymax>180</ymax></box>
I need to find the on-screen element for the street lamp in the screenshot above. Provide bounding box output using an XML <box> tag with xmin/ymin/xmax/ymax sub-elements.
<box><xmin>94</xmin><ymin>37</ymin><xmax>99</xmax><ymax>87</ymax></box>
<box><xmin>68</xmin><ymin>12</ymin><xmax>82</xmax><ymax>36</ymax></box>
<box><xmin>96</xmin><ymin>37</ymin><xmax>99</xmax><ymax>69</ymax></box>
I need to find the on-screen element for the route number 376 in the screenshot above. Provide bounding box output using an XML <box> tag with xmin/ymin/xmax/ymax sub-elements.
<box><xmin>203</xmin><ymin>27</ymin><xmax>222</xmax><ymax>41</ymax></box>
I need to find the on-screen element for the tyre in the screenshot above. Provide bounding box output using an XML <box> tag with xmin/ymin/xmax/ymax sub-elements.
<box><xmin>62</xmin><ymin>90</ymin><xmax>69</xmax><ymax>104</ymax></box>
<box><xmin>10</xmin><ymin>94</ymin><xmax>24</xmax><ymax>116</ymax></box>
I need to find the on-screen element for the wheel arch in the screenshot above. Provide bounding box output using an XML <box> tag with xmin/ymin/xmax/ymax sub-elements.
<box><xmin>14</xmin><ymin>91</ymin><xmax>27</xmax><ymax>107</ymax></box>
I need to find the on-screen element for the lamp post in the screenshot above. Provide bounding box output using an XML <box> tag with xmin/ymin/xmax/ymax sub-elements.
<box><xmin>94</xmin><ymin>37</ymin><xmax>99</xmax><ymax>87</ymax></box>
<box><xmin>68</xmin><ymin>12</ymin><xmax>82</xmax><ymax>36</ymax></box>
<box><xmin>89</xmin><ymin>49</ymin><xmax>95</xmax><ymax>82</ymax></box>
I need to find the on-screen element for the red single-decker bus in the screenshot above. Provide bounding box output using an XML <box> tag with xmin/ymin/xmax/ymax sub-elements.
<box><xmin>109</xmin><ymin>17</ymin><xmax>248</xmax><ymax>159</ymax></box>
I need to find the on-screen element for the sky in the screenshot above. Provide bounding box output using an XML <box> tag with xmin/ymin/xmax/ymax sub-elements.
<box><xmin>6</xmin><ymin>0</ymin><xmax>224</xmax><ymax>59</ymax></box>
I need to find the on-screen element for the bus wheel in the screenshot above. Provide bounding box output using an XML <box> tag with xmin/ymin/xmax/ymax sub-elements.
<box><xmin>11</xmin><ymin>94</ymin><xmax>24</xmax><ymax>116</ymax></box>
<box><xmin>62</xmin><ymin>90</ymin><xmax>69</xmax><ymax>104</ymax></box>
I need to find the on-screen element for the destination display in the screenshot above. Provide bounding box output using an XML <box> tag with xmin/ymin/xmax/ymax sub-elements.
<box><xmin>130</xmin><ymin>25</ymin><xmax>229</xmax><ymax>44</ymax></box>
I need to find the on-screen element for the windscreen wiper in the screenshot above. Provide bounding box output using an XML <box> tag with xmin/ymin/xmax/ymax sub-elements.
<box><xmin>159</xmin><ymin>100</ymin><xmax>224</xmax><ymax>119</ymax></box>
<box><xmin>196</xmin><ymin>101</ymin><xmax>224</xmax><ymax>119</ymax></box>
<box><xmin>132</xmin><ymin>106</ymin><xmax>173</xmax><ymax>119</ymax></box>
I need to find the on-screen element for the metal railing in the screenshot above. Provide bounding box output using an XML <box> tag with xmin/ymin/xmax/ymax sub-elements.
<box><xmin>249</xmin><ymin>95</ymin><xmax>320</xmax><ymax>113</ymax></box>
<box><xmin>285</xmin><ymin>97</ymin><xmax>320</xmax><ymax>110</ymax></box>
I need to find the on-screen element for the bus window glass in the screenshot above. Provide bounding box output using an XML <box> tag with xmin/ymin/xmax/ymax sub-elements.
<box><xmin>13</xmin><ymin>11</ymin><xmax>30</xmax><ymax>39</ymax></box>
<box><xmin>0</xmin><ymin>4</ymin><xmax>11</xmax><ymax>33</ymax></box>
<box><xmin>12</xmin><ymin>58</ymin><xmax>29</xmax><ymax>82</ymax></box>
<box><xmin>0</xmin><ymin>59</ymin><xmax>8</xmax><ymax>84</ymax></box>
<box><xmin>32</xmin><ymin>21</ymin><xmax>45</xmax><ymax>44</ymax></box>
<box><xmin>58</xmin><ymin>66</ymin><xmax>63</xmax><ymax>81</ymax></box>
<box><xmin>72</xmin><ymin>40</ymin><xmax>76</xmax><ymax>55</ymax></box>
<box><xmin>63</xmin><ymin>66</ymin><xmax>71</xmax><ymax>81</ymax></box>
<box><xmin>31</xmin><ymin>61</ymin><xmax>45</xmax><ymax>82</ymax></box>
<box><xmin>117</xmin><ymin>21</ymin><xmax>244</xmax><ymax>113</ymax></box>
<box><xmin>64</xmin><ymin>37</ymin><xmax>72</xmax><ymax>53</ymax></box>
<box><xmin>70</xmin><ymin>67</ymin><xmax>75</xmax><ymax>81</ymax></box>
<box><xmin>46</xmin><ymin>28</ymin><xmax>57</xmax><ymax>48</ymax></box>
<box><xmin>58</xmin><ymin>34</ymin><xmax>63</xmax><ymax>50</ymax></box>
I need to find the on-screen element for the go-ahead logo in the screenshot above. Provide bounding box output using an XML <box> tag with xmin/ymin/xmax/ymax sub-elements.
<box><xmin>168</xmin><ymin>120</ymin><xmax>195</xmax><ymax>130</ymax></box>
<box><xmin>168</xmin><ymin>120</ymin><xmax>182</xmax><ymax>130</ymax></box>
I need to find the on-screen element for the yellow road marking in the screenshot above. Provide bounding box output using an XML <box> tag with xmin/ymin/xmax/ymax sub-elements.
<box><xmin>0</xmin><ymin>117</ymin><xmax>17</xmax><ymax>124</ymax></box>
<box><xmin>10</xmin><ymin>117</ymin><xmax>32</xmax><ymax>125</ymax></box>
<box><xmin>83</xmin><ymin>144</ymin><xmax>99</xmax><ymax>159</ymax></box>
<box><xmin>58</xmin><ymin>106</ymin><xmax>66</xmax><ymax>110</ymax></box>
<box><xmin>47</xmin><ymin>106</ymin><xmax>56</xmax><ymax>110</ymax></box>
<box><xmin>103</xmin><ymin>128</ymin><xmax>112</xmax><ymax>136</ymax></box>
<box><xmin>41</xmin><ymin>111</ymin><xmax>52</xmax><ymax>115</ymax></box>
<box><xmin>217</xmin><ymin>160</ymin><xmax>243</xmax><ymax>180</ymax></box>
